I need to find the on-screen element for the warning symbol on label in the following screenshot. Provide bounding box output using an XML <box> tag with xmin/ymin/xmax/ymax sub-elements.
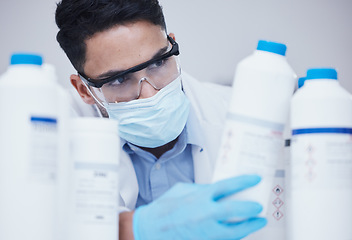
<box><xmin>272</xmin><ymin>197</ymin><xmax>284</xmax><ymax>208</ymax></box>
<box><xmin>305</xmin><ymin>170</ymin><xmax>316</xmax><ymax>182</ymax></box>
<box><xmin>272</xmin><ymin>185</ymin><xmax>284</xmax><ymax>196</ymax></box>
<box><xmin>306</xmin><ymin>144</ymin><xmax>314</xmax><ymax>153</ymax></box>
<box><xmin>305</xmin><ymin>159</ymin><xmax>316</xmax><ymax>167</ymax></box>
<box><xmin>273</xmin><ymin>210</ymin><xmax>284</xmax><ymax>221</ymax></box>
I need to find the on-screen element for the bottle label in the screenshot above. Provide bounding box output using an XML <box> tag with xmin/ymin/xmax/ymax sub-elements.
<box><xmin>73</xmin><ymin>162</ymin><xmax>118</xmax><ymax>225</ymax></box>
<box><xmin>213</xmin><ymin>112</ymin><xmax>285</xmax><ymax>181</ymax></box>
<box><xmin>291</xmin><ymin>128</ymin><xmax>352</xmax><ymax>189</ymax></box>
<box><xmin>212</xmin><ymin>113</ymin><xmax>285</xmax><ymax>218</ymax></box>
<box><xmin>29</xmin><ymin>116</ymin><xmax>58</xmax><ymax>183</ymax></box>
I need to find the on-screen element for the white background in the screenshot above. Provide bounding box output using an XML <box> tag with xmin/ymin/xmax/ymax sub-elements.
<box><xmin>1</xmin><ymin>0</ymin><xmax>351</xmax><ymax>91</ymax></box>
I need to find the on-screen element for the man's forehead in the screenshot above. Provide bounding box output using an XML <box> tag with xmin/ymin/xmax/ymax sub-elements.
<box><xmin>83</xmin><ymin>21</ymin><xmax>167</xmax><ymax>78</ymax></box>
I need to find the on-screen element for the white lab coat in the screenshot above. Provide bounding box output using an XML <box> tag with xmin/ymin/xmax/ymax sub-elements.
<box><xmin>69</xmin><ymin>71</ymin><xmax>232</xmax><ymax>212</ymax></box>
<box><xmin>117</xmin><ymin>72</ymin><xmax>232</xmax><ymax>211</ymax></box>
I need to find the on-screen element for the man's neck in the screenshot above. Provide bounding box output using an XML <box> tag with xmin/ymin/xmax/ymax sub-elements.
<box><xmin>139</xmin><ymin>137</ymin><xmax>179</xmax><ymax>159</ymax></box>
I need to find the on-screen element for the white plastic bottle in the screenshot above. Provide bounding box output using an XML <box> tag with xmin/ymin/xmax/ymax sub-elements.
<box><xmin>0</xmin><ymin>53</ymin><xmax>69</xmax><ymax>240</ymax></box>
<box><xmin>212</xmin><ymin>40</ymin><xmax>296</xmax><ymax>219</ymax></box>
<box><xmin>288</xmin><ymin>68</ymin><xmax>352</xmax><ymax>240</ymax></box>
<box><xmin>67</xmin><ymin>117</ymin><xmax>120</xmax><ymax>240</ymax></box>
<box><xmin>41</xmin><ymin>63</ymin><xmax>72</xmax><ymax>240</ymax></box>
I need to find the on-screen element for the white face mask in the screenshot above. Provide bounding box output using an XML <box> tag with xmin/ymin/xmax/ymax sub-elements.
<box><xmin>104</xmin><ymin>76</ymin><xmax>190</xmax><ymax>148</ymax></box>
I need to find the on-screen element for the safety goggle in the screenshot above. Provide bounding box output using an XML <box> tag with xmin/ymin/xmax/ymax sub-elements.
<box><xmin>78</xmin><ymin>35</ymin><xmax>181</xmax><ymax>104</ymax></box>
<box><xmin>78</xmin><ymin>35</ymin><xmax>179</xmax><ymax>88</ymax></box>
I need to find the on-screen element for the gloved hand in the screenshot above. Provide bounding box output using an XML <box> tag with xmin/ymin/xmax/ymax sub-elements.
<box><xmin>133</xmin><ymin>175</ymin><xmax>267</xmax><ymax>240</ymax></box>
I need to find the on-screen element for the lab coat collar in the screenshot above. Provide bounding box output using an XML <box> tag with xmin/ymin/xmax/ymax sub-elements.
<box><xmin>185</xmin><ymin>104</ymin><xmax>205</xmax><ymax>149</ymax></box>
<box><xmin>182</xmin><ymin>73</ymin><xmax>221</xmax><ymax>184</ymax></box>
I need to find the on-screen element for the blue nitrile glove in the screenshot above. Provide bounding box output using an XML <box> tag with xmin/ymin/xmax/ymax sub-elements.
<box><xmin>133</xmin><ymin>175</ymin><xmax>267</xmax><ymax>240</ymax></box>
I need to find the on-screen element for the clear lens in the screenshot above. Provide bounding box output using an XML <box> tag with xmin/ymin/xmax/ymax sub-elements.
<box><xmin>91</xmin><ymin>55</ymin><xmax>180</xmax><ymax>103</ymax></box>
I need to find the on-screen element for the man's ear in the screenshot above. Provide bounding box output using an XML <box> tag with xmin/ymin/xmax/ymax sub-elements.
<box><xmin>70</xmin><ymin>74</ymin><xmax>95</xmax><ymax>104</ymax></box>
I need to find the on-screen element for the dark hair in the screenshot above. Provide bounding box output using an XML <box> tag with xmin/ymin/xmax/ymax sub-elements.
<box><xmin>55</xmin><ymin>0</ymin><xmax>167</xmax><ymax>73</ymax></box>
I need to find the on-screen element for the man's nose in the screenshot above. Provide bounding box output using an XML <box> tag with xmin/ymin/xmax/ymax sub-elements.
<box><xmin>137</xmin><ymin>77</ymin><xmax>159</xmax><ymax>99</ymax></box>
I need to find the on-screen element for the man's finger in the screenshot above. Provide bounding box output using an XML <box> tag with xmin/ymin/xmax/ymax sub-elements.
<box><xmin>211</xmin><ymin>174</ymin><xmax>261</xmax><ymax>200</ymax></box>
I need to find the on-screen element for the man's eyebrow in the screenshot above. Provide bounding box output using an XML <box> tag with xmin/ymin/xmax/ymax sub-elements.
<box><xmin>96</xmin><ymin>45</ymin><xmax>169</xmax><ymax>79</ymax></box>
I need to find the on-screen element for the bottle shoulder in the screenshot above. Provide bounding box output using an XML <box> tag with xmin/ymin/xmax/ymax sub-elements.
<box><xmin>237</xmin><ymin>51</ymin><xmax>295</xmax><ymax>76</ymax></box>
<box><xmin>292</xmin><ymin>80</ymin><xmax>352</xmax><ymax>100</ymax></box>
<box><xmin>0</xmin><ymin>65</ymin><xmax>53</xmax><ymax>87</ymax></box>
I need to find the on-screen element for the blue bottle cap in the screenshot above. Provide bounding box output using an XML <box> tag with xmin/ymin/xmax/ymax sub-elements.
<box><xmin>257</xmin><ymin>40</ymin><xmax>287</xmax><ymax>56</ymax></box>
<box><xmin>10</xmin><ymin>53</ymin><xmax>43</xmax><ymax>66</ymax></box>
<box><xmin>306</xmin><ymin>68</ymin><xmax>337</xmax><ymax>80</ymax></box>
<box><xmin>298</xmin><ymin>77</ymin><xmax>306</xmax><ymax>88</ymax></box>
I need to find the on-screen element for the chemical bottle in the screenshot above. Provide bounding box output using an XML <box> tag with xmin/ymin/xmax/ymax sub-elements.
<box><xmin>288</xmin><ymin>68</ymin><xmax>352</xmax><ymax>240</ymax></box>
<box><xmin>0</xmin><ymin>53</ymin><xmax>69</xmax><ymax>240</ymax></box>
<box><xmin>212</xmin><ymin>40</ymin><xmax>296</xmax><ymax>221</ymax></box>
<box><xmin>66</xmin><ymin>117</ymin><xmax>120</xmax><ymax>240</ymax></box>
<box><xmin>41</xmin><ymin>63</ymin><xmax>72</xmax><ymax>240</ymax></box>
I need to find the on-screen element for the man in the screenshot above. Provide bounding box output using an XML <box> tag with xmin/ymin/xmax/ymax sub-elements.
<box><xmin>55</xmin><ymin>0</ymin><xmax>267</xmax><ymax>239</ymax></box>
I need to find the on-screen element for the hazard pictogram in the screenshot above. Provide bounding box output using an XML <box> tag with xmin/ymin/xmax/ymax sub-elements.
<box><xmin>272</xmin><ymin>197</ymin><xmax>284</xmax><ymax>208</ymax></box>
<box><xmin>272</xmin><ymin>184</ymin><xmax>284</xmax><ymax>221</ymax></box>
<box><xmin>305</xmin><ymin>169</ymin><xmax>316</xmax><ymax>182</ymax></box>
<box><xmin>272</xmin><ymin>185</ymin><xmax>284</xmax><ymax>196</ymax></box>
<box><xmin>304</xmin><ymin>142</ymin><xmax>317</xmax><ymax>182</ymax></box>
<box><xmin>273</xmin><ymin>210</ymin><xmax>284</xmax><ymax>221</ymax></box>
<box><xmin>306</xmin><ymin>144</ymin><xmax>314</xmax><ymax>153</ymax></box>
<box><xmin>305</xmin><ymin>159</ymin><xmax>316</xmax><ymax>167</ymax></box>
